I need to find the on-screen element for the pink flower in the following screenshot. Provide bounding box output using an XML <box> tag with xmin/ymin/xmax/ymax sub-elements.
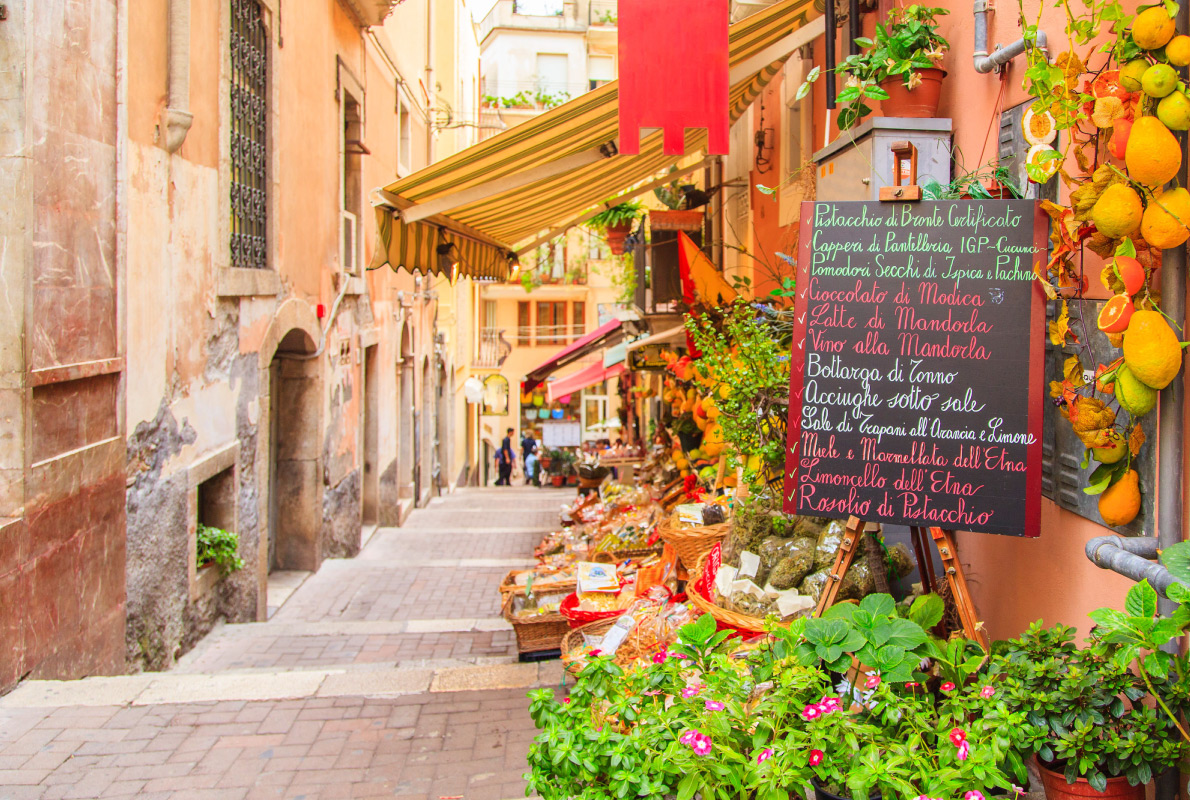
<box><xmin>691</xmin><ymin>734</ymin><xmax>713</xmax><ymax>756</ymax></box>
<box><xmin>965</xmin><ymin>792</ymin><xmax>986</xmax><ymax>800</ymax></box>
<box><xmin>757</xmin><ymin>748</ymin><xmax>774</xmax><ymax>764</ymax></box>
<box><xmin>941</xmin><ymin>681</ymin><xmax>956</xmax><ymax>691</ymax></box>
<box><xmin>957</xmin><ymin>740</ymin><xmax>970</xmax><ymax>761</ymax></box>
<box><xmin>801</xmin><ymin>704</ymin><xmax>822</xmax><ymax>721</ymax></box>
<box><xmin>906</xmin><ymin>682</ymin><xmax>919</xmax><ymax>688</ymax></box>
<box><xmin>949</xmin><ymin>728</ymin><xmax>967</xmax><ymax>746</ymax></box>
<box><xmin>590</xmin><ymin>649</ymin><xmax>602</xmax><ymax>657</ymax></box>
<box><xmin>865</xmin><ymin>673</ymin><xmax>881</xmax><ymax>689</ymax></box>
<box><xmin>679</xmin><ymin>730</ymin><xmax>697</xmax><ymax>745</ymax></box>
<box><xmin>818</xmin><ymin>696</ymin><xmax>841</xmax><ymax>714</ymax></box>
<box><xmin>1012</xmin><ymin>786</ymin><xmax>1025</xmax><ymax>796</ymax></box>
<box><xmin>705</xmin><ymin>700</ymin><xmax>725</xmax><ymax>711</ymax></box>
<box><xmin>980</xmin><ymin>685</ymin><xmax>995</xmax><ymax>699</ymax></box>
<box><xmin>809</xmin><ymin>749</ymin><xmax>824</xmax><ymax>766</ymax></box>
<box><xmin>670</xmin><ymin>651</ymin><xmax>688</xmax><ymax>660</ymax></box>
<box><xmin>681</xmin><ymin>685</ymin><xmax>701</xmax><ymax>698</ymax></box>
<box><xmin>653</xmin><ymin>649</ymin><xmax>668</xmax><ymax>664</ymax></box>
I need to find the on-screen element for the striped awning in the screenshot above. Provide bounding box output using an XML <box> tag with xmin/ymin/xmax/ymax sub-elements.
<box><xmin>369</xmin><ymin>0</ymin><xmax>822</xmax><ymax>279</ymax></box>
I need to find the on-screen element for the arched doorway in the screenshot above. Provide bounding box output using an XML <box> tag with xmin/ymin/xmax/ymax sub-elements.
<box><xmin>398</xmin><ymin>325</ymin><xmax>415</xmax><ymax>504</ymax></box>
<box><xmin>268</xmin><ymin>329</ymin><xmax>322</xmax><ymax>572</ymax></box>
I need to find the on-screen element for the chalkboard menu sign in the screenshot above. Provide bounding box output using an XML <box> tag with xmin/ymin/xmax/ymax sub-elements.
<box><xmin>782</xmin><ymin>200</ymin><xmax>1047</xmax><ymax>537</ymax></box>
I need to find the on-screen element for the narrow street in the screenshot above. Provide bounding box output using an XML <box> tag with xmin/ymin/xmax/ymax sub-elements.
<box><xmin>0</xmin><ymin>488</ymin><xmax>565</xmax><ymax>800</ymax></box>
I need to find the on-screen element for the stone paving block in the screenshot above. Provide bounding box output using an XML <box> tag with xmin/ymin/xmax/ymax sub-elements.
<box><xmin>429</xmin><ymin>663</ymin><xmax>539</xmax><ymax>693</ymax></box>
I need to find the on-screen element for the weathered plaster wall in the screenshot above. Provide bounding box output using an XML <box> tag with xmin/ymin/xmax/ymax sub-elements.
<box><xmin>0</xmin><ymin>0</ymin><xmax>128</xmax><ymax>694</ymax></box>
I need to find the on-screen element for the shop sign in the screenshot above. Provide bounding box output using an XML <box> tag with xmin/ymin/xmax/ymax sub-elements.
<box><xmin>782</xmin><ymin>200</ymin><xmax>1047</xmax><ymax>537</ymax></box>
<box><xmin>628</xmin><ymin>344</ymin><xmax>672</xmax><ymax>371</ymax></box>
<box><xmin>617</xmin><ymin>0</ymin><xmax>729</xmax><ymax>156</ymax></box>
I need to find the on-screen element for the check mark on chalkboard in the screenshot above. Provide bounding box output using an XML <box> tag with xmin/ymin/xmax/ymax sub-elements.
<box><xmin>797</xmin><ymin>313</ymin><xmax>805</xmax><ymax>324</ymax></box>
<box><xmin>797</xmin><ymin>340</ymin><xmax>804</xmax><ymax>350</ymax></box>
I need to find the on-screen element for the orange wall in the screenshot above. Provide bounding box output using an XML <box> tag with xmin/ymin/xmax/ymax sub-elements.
<box><xmin>756</xmin><ymin>0</ymin><xmax>1179</xmax><ymax>640</ymax></box>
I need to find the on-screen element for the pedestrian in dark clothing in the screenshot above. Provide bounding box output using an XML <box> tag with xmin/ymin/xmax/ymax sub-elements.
<box><xmin>495</xmin><ymin>428</ymin><xmax>515</xmax><ymax>486</ymax></box>
<box><xmin>521</xmin><ymin>431</ymin><xmax>539</xmax><ymax>486</ymax></box>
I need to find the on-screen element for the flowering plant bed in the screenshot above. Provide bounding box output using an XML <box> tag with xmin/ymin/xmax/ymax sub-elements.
<box><xmin>526</xmin><ymin>595</ymin><xmax>1027</xmax><ymax>800</ymax></box>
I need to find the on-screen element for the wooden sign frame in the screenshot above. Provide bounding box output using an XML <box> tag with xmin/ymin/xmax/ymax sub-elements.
<box><xmin>783</xmin><ymin>200</ymin><xmax>1049</xmax><ymax>538</ymax></box>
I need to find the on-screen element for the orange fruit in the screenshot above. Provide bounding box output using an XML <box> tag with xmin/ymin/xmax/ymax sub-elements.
<box><xmin>1111</xmin><ymin>256</ymin><xmax>1146</xmax><ymax>295</ymax></box>
<box><xmin>1120</xmin><ymin>58</ymin><xmax>1150</xmax><ymax>92</ymax></box>
<box><xmin>1168</xmin><ymin>35</ymin><xmax>1190</xmax><ymax>67</ymax></box>
<box><xmin>1126</xmin><ymin>116</ymin><xmax>1182</xmax><ymax>187</ymax></box>
<box><xmin>1098</xmin><ymin>469</ymin><xmax>1141</xmax><ymax>527</ymax></box>
<box><xmin>1092</xmin><ymin>430</ymin><xmax>1128</xmax><ymax>464</ymax></box>
<box><xmin>1098</xmin><ymin>294</ymin><xmax>1136</xmax><ymax>333</ymax></box>
<box><xmin>1023</xmin><ymin>107</ymin><xmax>1057</xmax><ymax>145</ymax></box>
<box><xmin>1115</xmin><ymin>365</ymin><xmax>1158</xmax><ymax>416</ymax></box>
<box><xmin>1141</xmin><ymin>187</ymin><xmax>1190</xmax><ymax>249</ymax></box>
<box><xmin>1133</xmin><ymin>7</ymin><xmax>1176</xmax><ymax>50</ymax></box>
<box><xmin>1091</xmin><ymin>184</ymin><xmax>1143</xmax><ymax>238</ymax></box>
<box><xmin>1122</xmin><ymin>308</ymin><xmax>1183</xmax><ymax>389</ymax></box>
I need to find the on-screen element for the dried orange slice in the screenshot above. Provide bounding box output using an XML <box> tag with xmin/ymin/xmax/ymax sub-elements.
<box><xmin>1113</xmin><ymin>256</ymin><xmax>1146</xmax><ymax>295</ymax></box>
<box><xmin>1098</xmin><ymin>294</ymin><xmax>1135</xmax><ymax>333</ymax></box>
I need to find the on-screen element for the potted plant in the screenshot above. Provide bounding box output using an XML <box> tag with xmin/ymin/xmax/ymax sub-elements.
<box><xmin>920</xmin><ymin>163</ymin><xmax>1023</xmax><ymax>200</ymax></box>
<box><xmin>797</xmin><ymin>5</ymin><xmax>950</xmax><ymax>130</ymax></box>
<box><xmin>991</xmin><ymin>619</ymin><xmax>1188</xmax><ymax>800</ymax></box>
<box><xmin>587</xmin><ymin>201</ymin><xmax>642</xmax><ymax>255</ymax></box>
<box><xmin>648</xmin><ymin>174</ymin><xmax>705</xmax><ymax>232</ymax></box>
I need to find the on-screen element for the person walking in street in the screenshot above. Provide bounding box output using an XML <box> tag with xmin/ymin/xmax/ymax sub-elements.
<box><xmin>521</xmin><ymin>429</ymin><xmax>539</xmax><ymax>486</ymax></box>
<box><xmin>495</xmin><ymin>427</ymin><xmax>516</xmax><ymax>485</ymax></box>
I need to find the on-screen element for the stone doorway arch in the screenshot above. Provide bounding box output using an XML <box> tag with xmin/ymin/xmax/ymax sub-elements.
<box><xmin>256</xmin><ymin>300</ymin><xmax>324</xmax><ymax>586</ymax></box>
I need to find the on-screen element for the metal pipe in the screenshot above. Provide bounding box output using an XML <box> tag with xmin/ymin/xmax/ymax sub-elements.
<box><xmin>1085</xmin><ymin>535</ymin><xmax>1185</xmax><ymax>598</ymax></box>
<box><xmin>1158</xmin><ymin>0</ymin><xmax>1190</xmax><ymax>625</ymax></box>
<box><xmin>163</xmin><ymin>0</ymin><xmax>193</xmax><ymax>152</ymax></box>
<box><xmin>972</xmin><ymin>0</ymin><xmax>1048</xmax><ymax>74</ymax></box>
<box><xmin>825</xmin><ymin>0</ymin><xmax>836</xmax><ymax>109</ymax></box>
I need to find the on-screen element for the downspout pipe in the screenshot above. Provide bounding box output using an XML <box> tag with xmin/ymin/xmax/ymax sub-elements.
<box><xmin>1085</xmin><ymin>535</ymin><xmax>1187</xmax><ymax>599</ymax></box>
<box><xmin>163</xmin><ymin>0</ymin><xmax>194</xmax><ymax>153</ymax></box>
<box><xmin>972</xmin><ymin>0</ymin><xmax>1048</xmax><ymax>74</ymax></box>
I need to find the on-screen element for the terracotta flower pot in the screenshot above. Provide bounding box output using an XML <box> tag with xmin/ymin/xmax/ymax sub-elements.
<box><xmin>878</xmin><ymin>68</ymin><xmax>946</xmax><ymax>119</ymax></box>
<box><xmin>551</xmin><ymin>475</ymin><xmax>565</xmax><ymax>487</ymax></box>
<box><xmin>605</xmin><ymin>223</ymin><xmax>632</xmax><ymax>255</ymax></box>
<box><xmin>649</xmin><ymin>209</ymin><xmax>704</xmax><ymax>232</ymax></box>
<box><xmin>1037</xmin><ymin>762</ymin><xmax>1145</xmax><ymax>800</ymax></box>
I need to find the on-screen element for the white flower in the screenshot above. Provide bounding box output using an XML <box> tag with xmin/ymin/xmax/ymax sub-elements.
<box><xmin>907</xmin><ymin>72</ymin><xmax>923</xmax><ymax>90</ymax></box>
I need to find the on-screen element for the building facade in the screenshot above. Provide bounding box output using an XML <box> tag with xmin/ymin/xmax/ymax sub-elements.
<box><xmin>1</xmin><ymin>0</ymin><xmax>488</xmax><ymax>693</ymax></box>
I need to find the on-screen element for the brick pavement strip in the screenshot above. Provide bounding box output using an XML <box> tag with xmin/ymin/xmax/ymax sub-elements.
<box><xmin>0</xmin><ymin>487</ymin><xmax>569</xmax><ymax>800</ymax></box>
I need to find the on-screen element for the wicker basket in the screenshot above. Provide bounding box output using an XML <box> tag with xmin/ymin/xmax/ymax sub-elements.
<box><xmin>689</xmin><ymin>552</ymin><xmax>784</xmax><ymax>635</ymax></box>
<box><xmin>502</xmin><ymin>591</ymin><xmax>571</xmax><ymax>655</ymax></box>
<box><xmin>498</xmin><ymin>571</ymin><xmax>575</xmax><ymax>602</ymax></box>
<box><xmin>559</xmin><ymin>619</ymin><xmax>659</xmax><ymax>675</ymax></box>
<box><xmin>657</xmin><ymin>517</ymin><xmax>730</xmax><ymax>571</ymax></box>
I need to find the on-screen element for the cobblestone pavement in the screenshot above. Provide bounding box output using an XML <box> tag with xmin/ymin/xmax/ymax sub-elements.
<box><xmin>0</xmin><ymin>487</ymin><xmax>574</xmax><ymax>800</ymax></box>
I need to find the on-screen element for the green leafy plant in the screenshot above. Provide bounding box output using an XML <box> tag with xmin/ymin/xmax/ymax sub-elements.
<box><xmin>587</xmin><ymin>202</ymin><xmax>642</xmax><ymax>231</ymax></box>
<box><xmin>991</xmin><ymin>618</ymin><xmax>1188</xmax><ymax>791</ymax></box>
<box><xmin>797</xmin><ymin>5</ymin><xmax>950</xmax><ymax>129</ymax></box>
<box><xmin>196</xmin><ymin>524</ymin><xmax>244</xmax><ymax>575</ymax></box>
<box><xmin>683</xmin><ymin>302</ymin><xmax>792</xmax><ymax>489</ymax></box>
<box><xmin>527</xmin><ymin>598</ymin><xmax>1021</xmax><ymax>800</ymax></box>
<box><xmin>920</xmin><ymin>163</ymin><xmax>1023</xmax><ymax>200</ymax></box>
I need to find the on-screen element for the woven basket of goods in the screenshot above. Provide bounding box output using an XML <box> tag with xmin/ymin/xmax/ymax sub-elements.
<box><xmin>560</xmin><ymin>620</ymin><xmax>640</xmax><ymax>675</ymax></box>
<box><xmin>689</xmin><ymin>551</ymin><xmax>771</xmax><ymax>635</ymax></box>
<box><xmin>498</xmin><ymin>571</ymin><xmax>576</xmax><ymax>603</ymax></box>
<box><xmin>502</xmin><ymin>588</ymin><xmax>572</xmax><ymax>656</ymax></box>
<box><xmin>657</xmin><ymin>515</ymin><xmax>730</xmax><ymax>572</ymax></box>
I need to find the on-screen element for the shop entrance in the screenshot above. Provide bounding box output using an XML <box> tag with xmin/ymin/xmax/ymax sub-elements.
<box><xmin>267</xmin><ymin>329</ymin><xmax>321</xmax><ymax>572</ymax></box>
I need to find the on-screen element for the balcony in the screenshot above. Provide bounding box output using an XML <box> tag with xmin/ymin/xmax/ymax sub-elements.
<box><xmin>587</xmin><ymin>0</ymin><xmax>617</xmax><ymax>46</ymax></box>
<box><xmin>476</xmin><ymin>328</ymin><xmax>513</xmax><ymax>369</ymax></box>
<box><xmin>479</xmin><ymin>0</ymin><xmax>586</xmax><ymax>41</ymax></box>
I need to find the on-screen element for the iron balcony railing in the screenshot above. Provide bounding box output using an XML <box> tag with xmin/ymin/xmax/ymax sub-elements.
<box><xmin>476</xmin><ymin>328</ymin><xmax>512</xmax><ymax>368</ymax></box>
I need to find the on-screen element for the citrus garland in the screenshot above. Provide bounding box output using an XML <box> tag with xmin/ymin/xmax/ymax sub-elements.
<box><xmin>1022</xmin><ymin>0</ymin><xmax>1188</xmax><ymax>527</ymax></box>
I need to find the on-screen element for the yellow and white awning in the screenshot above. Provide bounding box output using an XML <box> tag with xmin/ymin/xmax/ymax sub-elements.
<box><xmin>369</xmin><ymin>0</ymin><xmax>823</xmax><ymax>280</ymax></box>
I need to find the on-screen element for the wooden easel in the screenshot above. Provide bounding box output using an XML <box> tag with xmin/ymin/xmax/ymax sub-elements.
<box><xmin>813</xmin><ymin>516</ymin><xmax>988</xmax><ymax>650</ymax></box>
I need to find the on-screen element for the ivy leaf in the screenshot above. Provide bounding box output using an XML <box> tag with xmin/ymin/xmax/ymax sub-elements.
<box><xmin>1115</xmin><ymin>238</ymin><xmax>1137</xmax><ymax>259</ymax></box>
